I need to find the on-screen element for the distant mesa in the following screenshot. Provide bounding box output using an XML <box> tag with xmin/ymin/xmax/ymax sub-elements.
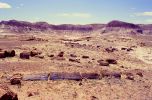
<box><xmin>0</xmin><ymin>20</ymin><xmax>152</xmax><ymax>34</ymax></box>
<box><xmin>106</xmin><ymin>20</ymin><xmax>140</xmax><ymax>29</ymax></box>
<box><xmin>102</xmin><ymin>20</ymin><xmax>143</xmax><ymax>34</ymax></box>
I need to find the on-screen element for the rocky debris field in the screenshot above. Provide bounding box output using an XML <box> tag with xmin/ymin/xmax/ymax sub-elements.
<box><xmin>0</xmin><ymin>21</ymin><xmax>152</xmax><ymax>99</ymax></box>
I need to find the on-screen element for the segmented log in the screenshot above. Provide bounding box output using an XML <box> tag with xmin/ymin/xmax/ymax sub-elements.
<box><xmin>22</xmin><ymin>73</ymin><xmax>49</xmax><ymax>81</ymax></box>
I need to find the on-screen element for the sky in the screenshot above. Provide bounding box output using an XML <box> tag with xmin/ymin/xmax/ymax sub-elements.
<box><xmin>0</xmin><ymin>0</ymin><xmax>152</xmax><ymax>24</ymax></box>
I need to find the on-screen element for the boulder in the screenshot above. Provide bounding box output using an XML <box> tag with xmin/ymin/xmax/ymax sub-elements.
<box><xmin>20</xmin><ymin>52</ymin><xmax>30</xmax><ymax>59</ymax></box>
<box><xmin>0</xmin><ymin>86</ymin><xmax>18</xmax><ymax>100</ymax></box>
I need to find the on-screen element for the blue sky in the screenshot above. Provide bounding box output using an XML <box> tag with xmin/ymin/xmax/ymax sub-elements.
<box><xmin>0</xmin><ymin>0</ymin><xmax>152</xmax><ymax>24</ymax></box>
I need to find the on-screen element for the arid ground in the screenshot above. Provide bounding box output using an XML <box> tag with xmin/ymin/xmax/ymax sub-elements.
<box><xmin>0</xmin><ymin>20</ymin><xmax>152</xmax><ymax>100</ymax></box>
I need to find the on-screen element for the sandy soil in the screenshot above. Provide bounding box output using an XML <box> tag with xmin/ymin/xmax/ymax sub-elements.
<box><xmin>0</xmin><ymin>32</ymin><xmax>152</xmax><ymax>100</ymax></box>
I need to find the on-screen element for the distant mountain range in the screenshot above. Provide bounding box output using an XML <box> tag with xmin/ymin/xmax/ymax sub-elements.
<box><xmin>0</xmin><ymin>20</ymin><xmax>152</xmax><ymax>34</ymax></box>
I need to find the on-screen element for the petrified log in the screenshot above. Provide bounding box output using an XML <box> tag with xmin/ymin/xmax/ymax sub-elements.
<box><xmin>20</xmin><ymin>52</ymin><xmax>30</xmax><ymax>59</ymax></box>
<box><xmin>49</xmin><ymin>72</ymin><xmax>82</xmax><ymax>81</ymax></box>
<box><xmin>101</xmin><ymin>71</ymin><xmax>121</xmax><ymax>79</ymax></box>
<box><xmin>81</xmin><ymin>73</ymin><xmax>100</xmax><ymax>79</ymax></box>
<box><xmin>10</xmin><ymin>78</ymin><xmax>21</xmax><ymax>85</ymax></box>
<box><xmin>9</xmin><ymin>74</ymin><xmax>22</xmax><ymax>85</ymax></box>
<box><xmin>0</xmin><ymin>52</ymin><xmax>5</xmax><ymax>58</ymax></box>
<box><xmin>4</xmin><ymin>50</ymin><xmax>15</xmax><ymax>57</ymax></box>
<box><xmin>23</xmin><ymin>73</ymin><xmax>49</xmax><ymax>81</ymax></box>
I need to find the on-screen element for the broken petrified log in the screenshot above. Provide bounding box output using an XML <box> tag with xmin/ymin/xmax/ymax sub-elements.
<box><xmin>23</xmin><ymin>73</ymin><xmax>49</xmax><ymax>81</ymax></box>
<box><xmin>0</xmin><ymin>52</ymin><xmax>5</xmax><ymax>58</ymax></box>
<box><xmin>0</xmin><ymin>50</ymin><xmax>15</xmax><ymax>58</ymax></box>
<box><xmin>50</xmin><ymin>72</ymin><xmax>82</xmax><ymax>81</ymax></box>
<box><xmin>101</xmin><ymin>71</ymin><xmax>121</xmax><ymax>79</ymax></box>
<box><xmin>9</xmin><ymin>74</ymin><xmax>22</xmax><ymax>85</ymax></box>
<box><xmin>81</xmin><ymin>73</ymin><xmax>100</xmax><ymax>79</ymax></box>
<box><xmin>4</xmin><ymin>50</ymin><xmax>15</xmax><ymax>57</ymax></box>
<box><xmin>20</xmin><ymin>72</ymin><xmax>101</xmax><ymax>81</ymax></box>
<box><xmin>20</xmin><ymin>52</ymin><xmax>30</xmax><ymax>59</ymax></box>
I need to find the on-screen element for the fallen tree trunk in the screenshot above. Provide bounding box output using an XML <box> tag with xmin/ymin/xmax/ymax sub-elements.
<box><xmin>49</xmin><ymin>72</ymin><xmax>82</xmax><ymax>81</ymax></box>
<box><xmin>22</xmin><ymin>73</ymin><xmax>49</xmax><ymax>81</ymax></box>
<box><xmin>9</xmin><ymin>71</ymin><xmax>121</xmax><ymax>82</ymax></box>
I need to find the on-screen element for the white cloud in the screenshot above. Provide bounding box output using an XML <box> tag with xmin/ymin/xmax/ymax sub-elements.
<box><xmin>146</xmin><ymin>19</ymin><xmax>152</xmax><ymax>23</ymax></box>
<box><xmin>55</xmin><ymin>13</ymin><xmax>92</xmax><ymax>18</ymax></box>
<box><xmin>136</xmin><ymin>12</ymin><xmax>152</xmax><ymax>16</ymax></box>
<box><xmin>0</xmin><ymin>2</ymin><xmax>11</xmax><ymax>9</ymax></box>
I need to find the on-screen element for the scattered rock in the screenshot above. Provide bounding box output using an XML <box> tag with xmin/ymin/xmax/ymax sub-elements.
<box><xmin>126</xmin><ymin>73</ymin><xmax>134</xmax><ymax>80</ymax></box>
<box><xmin>105</xmin><ymin>47</ymin><xmax>118</xmax><ymax>53</ymax></box>
<box><xmin>70</xmin><ymin>54</ymin><xmax>77</xmax><ymax>57</ymax></box>
<box><xmin>48</xmin><ymin>54</ymin><xmax>54</xmax><ymax>57</ymax></box>
<box><xmin>82</xmin><ymin>56</ymin><xmax>89</xmax><ymax>59</ymax></box>
<box><xmin>20</xmin><ymin>52</ymin><xmax>30</xmax><ymax>59</ymax></box>
<box><xmin>106</xmin><ymin>59</ymin><xmax>117</xmax><ymax>64</ymax></box>
<box><xmin>111</xmin><ymin>72</ymin><xmax>121</xmax><ymax>79</ymax></box>
<box><xmin>91</xmin><ymin>96</ymin><xmax>98</xmax><ymax>100</ymax></box>
<box><xmin>30</xmin><ymin>50</ymin><xmax>42</xmax><ymax>57</ymax></box>
<box><xmin>97</xmin><ymin>59</ymin><xmax>109</xmax><ymax>66</ymax></box>
<box><xmin>35</xmin><ymin>55</ymin><xmax>44</xmax><ymax>59</ymax></box>
<box><xmin>69</xmin><ymin>58</ymin><xmax>80</xmax><ymax>63</ymax></box>
<box><xmin>58</xmin><ymin>51</ymin><xmax>64</xmax><ymax>57</ymax></box>
<box><xmin>27</xmin><ymin>91</ymin><xmax>39</xmax><ymax>97</ymax></box>
<box><xmin>136</xmin><ymin>72</ymin><xmax>143</xmax><ymax>77</ymax></box>
<box><xmin>79</xmin><ymin>82</ymin><xmax>83</xmax><ymax>86</ymax></box>
<box><xmin>127</xmin><ymin>48</ymin><xmax>133</xmax><ymax>52</ymax></box>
